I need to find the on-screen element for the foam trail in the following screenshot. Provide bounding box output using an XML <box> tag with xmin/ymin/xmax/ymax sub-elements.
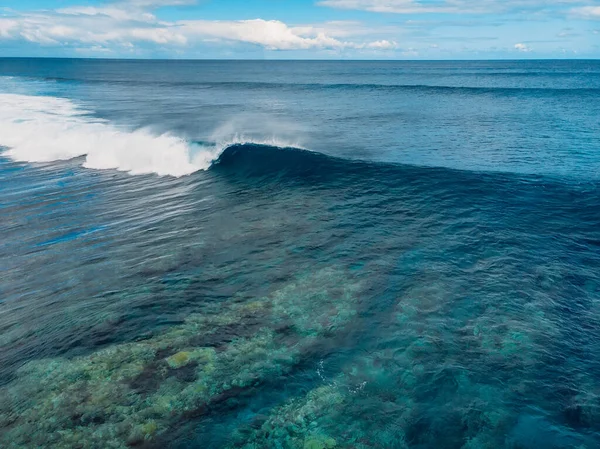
<box><xmin>0</xmin><ymin>93</ymin><xmax>214</xmax><ymax>177</ymax></box>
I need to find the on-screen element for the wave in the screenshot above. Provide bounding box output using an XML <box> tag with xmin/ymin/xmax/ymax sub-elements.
<box><xmin>213</xmin><ymin>142</ymin><xmax>600</xmax><ymax>192</ymax></box>
<box><xmin>0</xmin><ymin>89</ymin><xmax>371</xmax><ymax>181</ymax></box>
<box><xmin>215</xmin><ymin>142</ymin><xmax>341</xmax><ymax>172</ymax></box>
<box><xmin>212</xmin><ymin>142</ymin><xmax>422</xmax><ymax>189</ymax></box>
<box><xmin>0</xmin><ymin>93</ymin><xmax>297</xmax><ymax>177</ymax></box>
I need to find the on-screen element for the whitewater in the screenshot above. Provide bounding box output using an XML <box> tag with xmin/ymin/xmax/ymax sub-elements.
<box><xmin>0</xmin><ymin>92</ymin><xmax>298</xmax><ymax>177</ymax></box>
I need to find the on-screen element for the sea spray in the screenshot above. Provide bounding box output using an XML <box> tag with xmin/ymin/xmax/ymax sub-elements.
<box><xmin>0</xmin><ymin>93</ymin><xmax>301</xmax><ymax>177</ymax></box>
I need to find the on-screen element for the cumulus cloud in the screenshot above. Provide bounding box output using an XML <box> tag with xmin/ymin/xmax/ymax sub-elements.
<box><xmin>0</xmin><ymin>3</ymin><xmax>396</xmax><ymax>52</ymax></box>
<box><xmin>179</xmin><ymin>20</ymin><xmax>397</xmax><ymax>50</ymax></box>
<box><xmin>0</xmin><ymin>19</ymin><xmax>18</xmax><ymax>38</ymax></box>
<box><xmin>181</xmin><ymin>19</ymin><xmax>348</xmax><ymax>50</ymax></box>
<box><xmin>514</xmin><ymin>42</ymin><xmax>531</xmax><ymax>52</ymax></box>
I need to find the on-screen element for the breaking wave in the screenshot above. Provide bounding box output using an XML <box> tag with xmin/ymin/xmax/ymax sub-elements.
<box><xmin>0</xmin><ymin>93</ymin><xmax>298</xmax><ymax>177</ymax></box>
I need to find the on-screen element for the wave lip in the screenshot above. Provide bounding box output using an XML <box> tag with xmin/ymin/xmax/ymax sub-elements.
<box><xmin>0</xmin><ymin>93</ymin><xmax>216</xmax><ymax>177</ymax></box>
<box><xmin>0</xmin><ymin>93</ymin><xmax>305</xmax><ymax>177</ymax></box>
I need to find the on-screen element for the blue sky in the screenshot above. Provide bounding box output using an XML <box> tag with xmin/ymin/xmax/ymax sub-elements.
<box><xmin>1</xmin><ymin>0</ymin><xmax>598</xmax><ymax>59</ymax></box>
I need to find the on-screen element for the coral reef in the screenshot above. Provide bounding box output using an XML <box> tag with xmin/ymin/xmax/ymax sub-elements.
<box><xmin>229</xmin><ymin>385</ymin><xmax>346</xmax><ymax>449</ymax></box>
<box><xmin>0</xmin><ymin>268</ymin><xmax>363</xmax><ymax>449</ymax></box>
<box><xmin>2</xmin><ymin>254</ymin><xmax>597</xmax><ymax>449</ymax></box>
<box><xmin>224</xmin><ymin>263</ymin><xmax>580</xmax><ymax>449</ymax></box>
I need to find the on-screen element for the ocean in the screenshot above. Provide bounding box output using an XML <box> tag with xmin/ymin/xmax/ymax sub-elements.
<box><xmin>1</xmin><ymin>58</ymin><xmax>599</xmax><ymax>448</ymax></box>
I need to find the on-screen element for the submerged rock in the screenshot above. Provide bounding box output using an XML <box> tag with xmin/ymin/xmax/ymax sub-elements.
<box><xmin>166</xmin><ymin>351</ymin><xmax>191</xmax><ymax>369</ymax></box>
<box><xmin>303</xmin><ymin>435</ymin><xmax>337</xmax><ymax>449</ymax></box>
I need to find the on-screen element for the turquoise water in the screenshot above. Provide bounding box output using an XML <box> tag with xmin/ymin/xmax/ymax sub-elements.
<box><xmin>1</xmin><ymin>59</ymin><xmax>600</xmax><ymax>448</ymax></box>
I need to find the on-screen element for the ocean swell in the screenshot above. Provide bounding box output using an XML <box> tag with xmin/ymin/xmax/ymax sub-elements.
<box><xmin>0</xmin><ymin>93</ymin><xmax>297</xmax><ymax>177</ymax></box>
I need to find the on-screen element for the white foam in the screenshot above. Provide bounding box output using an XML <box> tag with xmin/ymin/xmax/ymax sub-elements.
<box><xmin>0</xmin><ymin>93</ymin><xmax>215</xmax><ymax>177</ymax></box>
<box><xmin>0</xmin><ymin>92</ymin><xmax>304</xmax><ymax>177</ymax></box>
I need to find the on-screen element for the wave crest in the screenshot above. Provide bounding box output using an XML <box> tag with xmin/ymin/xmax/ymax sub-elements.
<box><xmin>0</xmin><ymin>93</ymin><xmax>299</xmax><ymax>177</ymax></box>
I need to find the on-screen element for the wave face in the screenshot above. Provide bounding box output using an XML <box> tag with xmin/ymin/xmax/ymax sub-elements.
<box><xmin>214</xmin><ymin>143</ymin><xmax>339</xmax><ymax>176</ymax></box>
<box><xmin>0</xmin><ymin>91</ymin><xmax>303</xmax><ymax>177</ymax></box>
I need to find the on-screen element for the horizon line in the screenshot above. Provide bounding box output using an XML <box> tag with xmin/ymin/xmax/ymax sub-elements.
<box><xmin>1</xmin><ymin>56</ymin><xmax>598</xmax><ymax>62</ymax></box>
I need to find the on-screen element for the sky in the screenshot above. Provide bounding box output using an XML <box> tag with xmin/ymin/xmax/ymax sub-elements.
<box><xmin>0</xmin><ymin>0</ymin><xmax>599</xmax><ymax>59</ymax></box>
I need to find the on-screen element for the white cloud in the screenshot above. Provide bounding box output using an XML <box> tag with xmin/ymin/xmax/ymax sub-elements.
<box><xmin>514</xmin><ymin>42</ymin><xmax>531</xmax><ymax>51</ymax></box>
<box><xmin>0</xmin><ymin>18</ymin><xmax>18</xmax><ymax>38</ymax></box>
<box><xmin>75</xmin><ymin>45</ymin><xmax>113</xmax><ymax>53</ymax></box>
<box><xmin>180</xmin><ymin>19</ymin><xmax>348</xmax><ymax>50</ymax></box>
<box><xmin>571</xmin><ymin>6</ymin><xmax>600</xmax><ymax>18</ymax></box>
<box><xmin>179</xmin><ymin>19</ymin><xmax>398</xmax><ymax>50</ymax></box>
<box><xmin>0</xmin><ymin>6</ymin><xmax>396</xmax><ymax>52</ymax></box>
<box><xmin>57</xmin><ymin>6</ymin><xmax>157</xmax><ymax>22</ymax></box>
<box><xmin>131</xmin><ymin>27</ymin><xmax>187</xmax><ymax>44</ymax></box>
<box><xmin>365</xmin><ymin>39</ymin><xmax>397</xmax><ymax>49</ymax></box>
<box><xmin>0</xmin><ymin>10</ymin><xmax>187</xmax><ymax>46</ymax></box>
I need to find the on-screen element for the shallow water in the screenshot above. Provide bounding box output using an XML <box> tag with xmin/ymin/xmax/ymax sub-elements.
<box><xmin>1</xmin><ymin>59</ymin><xmax>600</xmax><ymax>448</ymax></box>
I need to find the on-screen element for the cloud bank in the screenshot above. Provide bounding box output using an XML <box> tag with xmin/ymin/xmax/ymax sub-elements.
<box><xmin>0</xmin><ymin>2</ymin><xmax>396</xmax><ymax>54</ymax></box>
<box><xmin>0</xmin><ymin>0</ymin><xmax>594</xmax><ymax>58</ymax></box>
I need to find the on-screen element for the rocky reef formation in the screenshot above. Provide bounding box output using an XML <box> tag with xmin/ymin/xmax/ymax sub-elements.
<box><xmin>2</xmin><ymin>258</ymin><xmax>596</xmax><ymax>449</ymax></box>
<box><xmin>0</xmin><ymin>268</ymin><xmax>363</xmax><ymax>449</ymax></box>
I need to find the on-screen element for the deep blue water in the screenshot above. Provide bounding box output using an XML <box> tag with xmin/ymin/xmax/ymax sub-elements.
<box><xmin>1</xmin><ymin>59</ymin><xmax>600</xmax><ymax>449</ymax></box>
